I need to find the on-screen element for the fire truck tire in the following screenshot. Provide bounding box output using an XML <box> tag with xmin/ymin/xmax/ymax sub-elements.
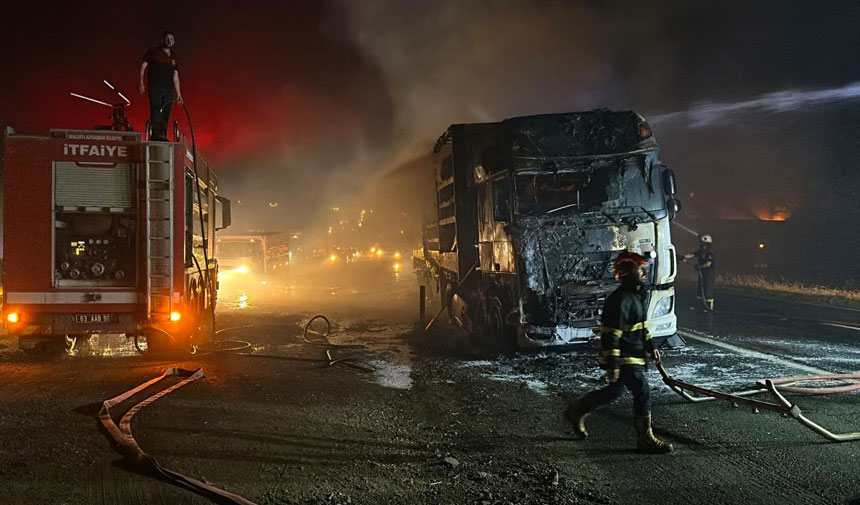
<box><xmin>195</xmin><ymin>307</ymin><xmax>216</xmax><ymax>342</ymax></box>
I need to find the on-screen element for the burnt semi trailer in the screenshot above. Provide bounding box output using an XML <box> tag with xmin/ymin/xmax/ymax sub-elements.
<box><xmin>2</xmin><ymin>128</ymin><xmax>231</xmax><ymax>351</ymax></box>
<box><xmin>416</xmin><ymin>110</ymin><xmax>682</xmax><ymax>347</ymax></box>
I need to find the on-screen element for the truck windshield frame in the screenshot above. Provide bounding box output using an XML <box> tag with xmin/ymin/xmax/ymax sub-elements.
<box><xmin>513</xmin><ymin>155</ymin><xmax>666</xmax><ymax>219</ymax></box>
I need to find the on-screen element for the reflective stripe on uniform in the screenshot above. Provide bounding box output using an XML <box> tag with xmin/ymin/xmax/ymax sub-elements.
<box><xmin>619</xmin><ymin>357</ymin><xmax>646</xmax><ymax>365</ymax></box>
<box><xmin>622</xmin><ymin>321</ymin><xmax>648</xmax><ymax>332</ymax></box>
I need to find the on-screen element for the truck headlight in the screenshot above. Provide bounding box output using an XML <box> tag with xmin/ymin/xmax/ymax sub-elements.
<box><xmin>652</xmin><ymin>296</ymin><xmax>673</xmax><ymax>318</ymax></box>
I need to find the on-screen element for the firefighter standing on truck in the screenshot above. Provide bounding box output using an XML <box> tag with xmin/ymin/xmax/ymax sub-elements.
<box><xmin>564</xmin><ymin>251</ymin><xmax>673</xmax><ymax>454</ymax></box>
<box><xmin>683</xmin><ymin>234</ymin><xmax>715</xmax><ymax>312</ymax></box>
<box><xmin>138</xmin><ymin>30</ymin><xmax>184</xmax><ymax>141</ymax></box>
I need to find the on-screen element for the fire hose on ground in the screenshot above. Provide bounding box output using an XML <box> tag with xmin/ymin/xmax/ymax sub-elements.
<box><xmin>134</xmin><ymin>316</ymin><xmax>376</xmax><ymax>373</ymax></box>
<box><xmin>656</xmin><ymin>357</ymin><xmax>860</xmax><ymax>442</ymax></box>
<box><xmin>101</xmin><ymin>315</ymin><xmax>375</xmax><ymax>505</ymax></box>
<box><xmin>99</xmin><ymin>367</ymin><xmax>258</xmax><ymax>505</ymax></box>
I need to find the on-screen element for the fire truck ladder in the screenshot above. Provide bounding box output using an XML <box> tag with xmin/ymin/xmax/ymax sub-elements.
<box><xmin>145</xmin><ymin>143</ymin><xmax>175</xmax><ymax>320</ymax></box>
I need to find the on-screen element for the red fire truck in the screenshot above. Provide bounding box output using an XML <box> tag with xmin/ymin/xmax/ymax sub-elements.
<box><xmin>2</xmin><ymin>127</ymin><xmax>231</xmax><ymax>351</ymax></box>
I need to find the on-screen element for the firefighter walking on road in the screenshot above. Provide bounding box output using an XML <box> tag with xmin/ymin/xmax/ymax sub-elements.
<box><xmin>565</xmin><ymin>251</ymin><xmax>673</xmax><ymax>454</ymax></box>
<box><xmin>683</xmin><ymin>234</ymin><xmax>715</xmax><ymax>312</ymax></box>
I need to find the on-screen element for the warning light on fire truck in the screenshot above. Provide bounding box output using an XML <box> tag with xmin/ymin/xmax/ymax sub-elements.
<box><xmin>169</xmin><ymin>311</ymin><xmax>182</xmax><ymax>322</ymax></box>
<box><xmin>7</xmin><ymin>312</ymin><xmax>20</xmax><ymax>324</ymax></box>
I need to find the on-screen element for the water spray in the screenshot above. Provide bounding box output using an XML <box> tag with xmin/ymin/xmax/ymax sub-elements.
<box><xmin>650</xmin><ymin>81</ymin><xmax>860</xmax><ymax>127</ymax></box>
<box><xmin>671</xmin><ymin>220</ymin><xmax>700</xmax><ymax>237</ymax></box>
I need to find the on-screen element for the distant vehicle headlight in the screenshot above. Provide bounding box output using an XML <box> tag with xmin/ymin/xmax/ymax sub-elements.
<box><xmin>652</xmin><ymin>295</ymin><xmax>673</xmax><ymax>318</ymax></box>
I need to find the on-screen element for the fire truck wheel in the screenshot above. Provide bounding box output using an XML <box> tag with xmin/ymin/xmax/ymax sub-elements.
<box><xmin>195</xmin><ymin>307</ymin><xmax>215</xmax><ymax>343</ymax></box>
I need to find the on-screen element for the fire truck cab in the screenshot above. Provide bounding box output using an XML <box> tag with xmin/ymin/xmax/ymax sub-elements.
<box><xmin>2</xmin><ymin>127</ymin><xmax>231</xmax><ymax>351</ymax></box>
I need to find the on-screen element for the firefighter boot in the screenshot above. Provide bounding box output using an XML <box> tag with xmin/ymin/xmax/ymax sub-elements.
<box><xmin>564</xmin><ymin>403</ymin><xmax>590</xmax><ymax>440</ymax></box>
<box><xmin>634</xmin><ymin>415</ymin><xmax>673</xmax><ymax>454</ymax></box>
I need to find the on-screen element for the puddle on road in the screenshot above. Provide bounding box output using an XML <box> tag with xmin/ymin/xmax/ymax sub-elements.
<box><xmin>327</xmin><ymin>321</ymin><xmax>417</xmax><ymax>391</ymax></box>
<box><xmin>370</xmin><ymin>360</ymin><xmax>414</xmax><ymax>390</ymax></box>
<box><xmin>457</xmin><ymin>353</ymin><xmax>605</xmax><ymax>397</ymax></box>
<box><xmin>485</xmin><ymin>373</ymin><xmax>552</xmax><ymax>396</ymax></box>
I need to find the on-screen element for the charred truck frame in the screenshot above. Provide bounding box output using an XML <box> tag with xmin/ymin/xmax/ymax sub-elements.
<box><xmin>417</xmin><ymin>111</ymin><xmax>681</xmax><ymax>347</ymax></box>
<box><xmin>2</xmin><ymin>128</ymin><xmax>231</xmax><ymax>351</ymax></box>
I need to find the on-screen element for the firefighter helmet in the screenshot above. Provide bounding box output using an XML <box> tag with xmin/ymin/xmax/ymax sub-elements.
<box><xmin>699</xmin><ymin>234</ymin><xmax>713</xmax><ymax>244</ymax></box>
<box><xmin>613</xmin><ymin>251</ymin><xmax>648</xmax><ymax>278</ymax></box>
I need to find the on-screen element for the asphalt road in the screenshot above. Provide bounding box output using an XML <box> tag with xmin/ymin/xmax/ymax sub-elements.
<box><xmin>0</xmin><ymin>266</ymin><xmax>858</xmax><ymax>505</ymax></box>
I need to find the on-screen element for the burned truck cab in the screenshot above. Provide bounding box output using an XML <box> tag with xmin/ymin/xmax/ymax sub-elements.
<box><xmin>420</xmin><ymin>110</ymin><xmax>680</xmax><ymax>348</ymax></box>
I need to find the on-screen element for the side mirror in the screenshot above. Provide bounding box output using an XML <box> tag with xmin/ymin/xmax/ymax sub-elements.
<box><xmin>667</xmin><ymin>198</ymin><xmax>681</xmax><ymax>221</ymax></box>
<box><xmin>216</xmin><ymin>196</ymin><xmax>232</xmax><ymax>230</ymax></box>
<box><xmin>661</xmin><ymin>166</ymin><xmax>677</xmax><ymax>196</ymax></box>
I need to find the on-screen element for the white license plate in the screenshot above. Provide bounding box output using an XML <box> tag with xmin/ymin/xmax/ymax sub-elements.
<box><xmin>74</xmin><ymin>314</ymin><xmax>115</xmax><ymax>323</ymax></box>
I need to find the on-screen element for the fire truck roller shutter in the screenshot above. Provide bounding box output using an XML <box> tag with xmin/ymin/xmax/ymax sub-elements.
<box><xmin>55</xmin><ymin>162</ymin><xmax>134</xmax><ymax>209</ymax></box>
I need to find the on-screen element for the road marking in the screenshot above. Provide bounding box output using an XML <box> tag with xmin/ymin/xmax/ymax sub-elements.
<box><xmin>677</xmin><ymin>329</ymin><xmax>832</xmax><ymax>375</ymax></box>
<box><xmin>821</xmin><ymin>322</ymin><xmax>860</xmax><ymax>332</ymax></box>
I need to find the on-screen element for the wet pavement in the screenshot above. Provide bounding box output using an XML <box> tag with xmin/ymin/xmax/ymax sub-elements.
<box><xmin>0</xmin><ymin>267</ymin><xmax>859</xmax><ymax>504</ymax></box>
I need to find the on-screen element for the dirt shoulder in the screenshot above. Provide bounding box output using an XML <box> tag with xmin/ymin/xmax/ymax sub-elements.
<box><xmin>717</xmin><ymin>283</ymin><xmax>860</xmax><ymax>311</ymax></box>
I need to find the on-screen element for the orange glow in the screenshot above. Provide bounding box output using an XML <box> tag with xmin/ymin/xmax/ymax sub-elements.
<box><xmin>753</xmin><ymin>203</ymin><xmax>792</xmax><ymax>222</ymax></box>
<box><xmin>756</xmin><ymin>211</ymin><xmax>790</xmax><ymax>221</ymax></box>
<box><xmin>6</xmin><ymin>312</ymin><xmax>19</xmax><ymax>323</ymax></box>
<box><xmin>329</xmin><ymin>254</ymin><xmax>338</xmax><ymax>262</ymax></box>
<box><xmin>169</xmin><ymin>311</ymin><xmax>182</xmax><ymax>322</ymax></box>
<box><xmin>393</xmin><ymin>251</ymin><xmax>402</xmax><ymax>260</ymax></box>
<box><xmin>758</xmin><ymin>243</ymin><xmax>766</xmax><ymax>249</ymax></box>
<box><xmin>393</xmin><ymin>262</ymin><xmax>401</xmax><ymax>272</ymax></box>
<box><xmin>376</xmin><ymin>249</ymin><xmax>384</xmax><ymax>258</ymax></box>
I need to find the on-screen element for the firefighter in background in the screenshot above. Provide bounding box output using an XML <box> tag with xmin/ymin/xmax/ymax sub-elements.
<box><xmin>139</xmin><ymin>30</ymin><xmax>184</xmax><ymax>141</ymax></box>
<box><xmin>683</xmin><ymin>234</ymin><xmax>715</xmax><ymax>311</ymax></box>
<box><xmin>564</xmin><ymin>251</ymin><xmax>673</xmax><ymax>454</ymax></box>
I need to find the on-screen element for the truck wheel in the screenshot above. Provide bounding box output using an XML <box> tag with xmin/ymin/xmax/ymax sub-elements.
<box><xmin>485</xmin><ymin>299</ymin><xmax>515</xmax><ymax>350</ymax></box>
<box><xmin>194</xmin><ymin>307</ymin><xmax>215</xmax><ymax>344</ymax></box>
<box><xmin>486</xmin><ymin>303</ymin><xmax>504</xmax><ymax>341</ymax></box>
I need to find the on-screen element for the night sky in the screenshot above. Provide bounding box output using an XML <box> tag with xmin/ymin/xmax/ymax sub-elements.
<box><xmin>2</xmin><ymin>1</ymin><xmax>860</xmax><ymax>279</ymax></box>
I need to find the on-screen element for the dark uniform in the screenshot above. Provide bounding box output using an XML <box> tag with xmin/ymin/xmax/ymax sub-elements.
<box><xmin>693</xmin><ymin>245</ymin><xmax>715</xmax><ymax>311</ymax></box>
<box><xmin>576</xmin><ymin>280</ymin><xmax>654</xmax><ymax>416</ymax></box>
<box><xmin>565</xmin><ymin>251</ymin><xmax>672</xmax><ymax>453</ymax></box>
<box><xmin>143</xmin><ymin>46</ymin><xmax>179</xmax><ymax>141</ymax></box>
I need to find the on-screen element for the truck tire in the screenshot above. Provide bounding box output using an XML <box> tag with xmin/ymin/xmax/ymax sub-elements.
<box><xmin>194</xmin><ymin>306</ymin><xmax>215</xmax><ymax>344</ymax></box>
<box><xmin>484</xmin><ymin>298</ymin><xmax>515</xmax><ymax>350</ymax></box>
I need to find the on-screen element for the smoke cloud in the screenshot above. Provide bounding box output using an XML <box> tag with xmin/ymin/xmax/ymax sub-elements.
<box><xmin>3</xmin><ymin>0</ymin><xmax>860</xmax><ymax>275</ymax></box>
